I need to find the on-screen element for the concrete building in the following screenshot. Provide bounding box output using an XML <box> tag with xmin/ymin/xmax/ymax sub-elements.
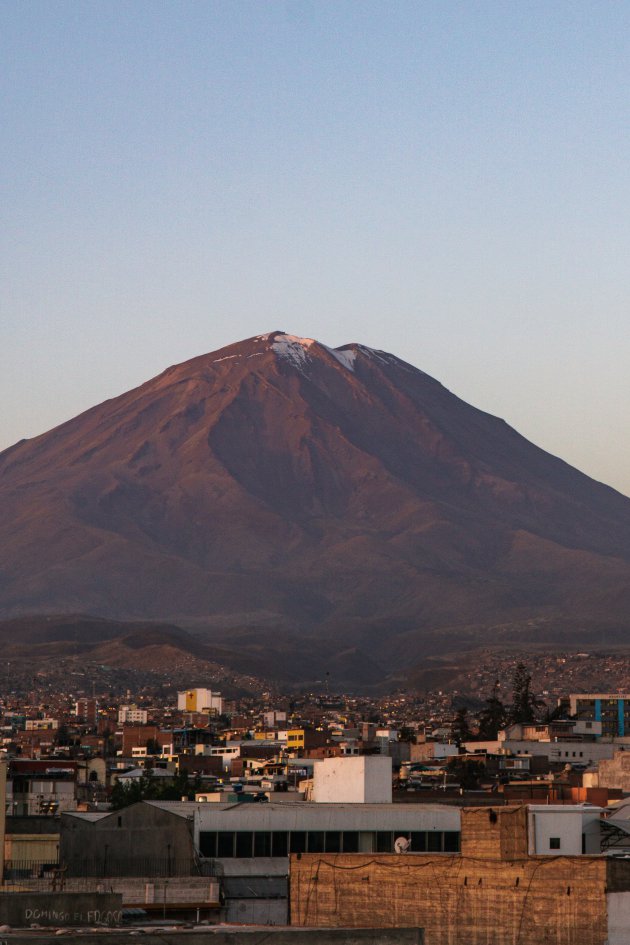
<box><xmin>25</xmin><ymin>719</ymin><xmax>58</xmax><ymax>731</ymax></box>
<box><xmin>527</xmin><ymin>804</ymin><xmax>603</xmax><ymax>855</ymax></box>
<box><xmin>291</xmin><ymin>805</ymin><xmax>630</xmax><ymax>945</ymax></box>
<box><xmin>74</xmin><ymin>699</ymin><xmax>98</xmax><ymax>726</ymax></box>
<box><xmin>570</xmin><ymin>693</ymin><xmax>630</xmax><ymax>738</ymax></box>
<box><xmin>61</xmin><ymin>803</ymin><xmax>196</xmax><ymax>876</ymax></box>
<box><xmin>118</xmin><ymin>705</ymin><xmax>148</xmax><ymax>725</ymax></box>
<box><xmin>177</xmin><ymin>689</ymin><xmax>223</xmax><ymax>715</ymax></box>
<box><xmin>62</xmin><ymin>798</ymin><xmax>460</xmax><ymax>926</ymax></box>
<box><xmin>7</xmin><ymin>760</ymin><xmax>78</xmax><ymax>816</ymax></box>
<box><xmin>312</xmin><ymin>756</ymin><xmax>392</xmax><ymax>804</ymax></box>
<box><xmin>466</xmin><ymin>737</ymin><xmax>622</xmax><ymax>765</ymax></box>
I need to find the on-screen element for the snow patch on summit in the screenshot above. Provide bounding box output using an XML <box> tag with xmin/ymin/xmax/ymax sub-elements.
<box><xmin>271</xmin><ymin>334</ymin><xmax>317</xmax><ymax>370</ymax></box>
<box><xmin>326</xmin><ymin>346</ymin><xmax>356</xmax><ymax>372</ymax></box>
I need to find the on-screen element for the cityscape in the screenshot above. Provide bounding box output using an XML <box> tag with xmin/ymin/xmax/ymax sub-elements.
<box><xmin>3</xmin><ymin>3</ymin><xmax>630</xmax><ymax>943</ymax></box>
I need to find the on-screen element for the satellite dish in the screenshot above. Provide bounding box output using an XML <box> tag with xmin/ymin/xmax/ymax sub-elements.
<box><xmin>394</xmin><ymin>836</ymin><xmax>411</xmax><ymax>854</ymax></box>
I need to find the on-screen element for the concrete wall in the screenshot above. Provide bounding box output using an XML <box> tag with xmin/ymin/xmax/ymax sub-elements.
<box><xmin>528</xmin><ymin>808</ymin><xmax>602</xmax><ymax>856</ymax></box>
<box><xmin>0</xmin><ymin>892</ymin><xmax>122</xmax><ymax>927</ymax></box>
<box><xmin>502</xmin><ymin>740</ymin><xmax>618</xmax><ymax>763</ymax></box>
<box><xmin>10</xmin><ymin>876</ymin><xmax>219</xmax><ymax>907</ymax></box>
<box><xmin>608</xmin><ymin>892</ymin><xmax>630</xmax><ymax>945</ymax></box>
<box><xmin>312</xmin><ymin>757</ymin><xmax>392</xmax><ymax>803</ymax></box>
<box><xmin>291</xmin><ymin>852</ymin><xmax>609</xmax><ymax>945</ymax></box>
<box><xmin>598</xmin><ymin>751</ymin><xmax>630</xmax><ymax>790</ymax></box>
<box><xmin>0</xmin><ymin>931</ymin><xmax>423</xmax><ymax>945</ymax></box>
<box><xmin>226</xmin><ymin>898</ymin><xmax>288</xmax><ymax>925</ymax></box>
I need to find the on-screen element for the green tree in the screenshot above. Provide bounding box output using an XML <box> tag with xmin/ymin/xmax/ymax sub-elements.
<box><xmin>447</xmin><ymin>757</ymin><xmax>483</xmax><ymax>790</ymax></box>
<box><xmin>477</xmin><ymin>681</ymin><xmax>507</xmax><ymax>739</ymax></box>
<box><xmin>451</xmin><ymin>707</ymin><xmax>472</xmax><ymax>745</ymax></box>
<box><xmin>509</xmin><ymin>662</ymin><xmax>544</xmax><ymax>724</ymax></box>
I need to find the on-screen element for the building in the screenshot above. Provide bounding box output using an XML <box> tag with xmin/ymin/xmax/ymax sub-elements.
<box><xmin>527</xmin><ymin>804</ymin><xmax>603</xmax><ymax>855</ymax></box>
<box><xmin>75</xmin><ymin>698</ymin><xmax>98</xmax><ymax>726</ymax></box>
<box><xmin>177</xmin><ymin>689</ymin><xmax>223</xmax><ymax>715</ymax></box>
<box><xmin>290</xmin><ymin>805</ymin><xmax>630</xmax><ymax>945</ymax></box>
<box><xmin>118</xmin><ymin>705</ymin><xmax>148</xmax><ymax>725</ymax></box>
<box><xmin>7</xmin><ymin>760</ymin><xmax>78</xmax><ymax>816</ymax></box>
<box><xmin>61</xmin><ymin>798</ymin><xmax>460</xmax><ymax>925</ymax></box>
<box><xmin>312</xmin><ymin>756</ymin><xmax>392</xmax><ymax>803</ymax></box>
<box><xmin>570</xmin><ymin>693</ymin><xmax>630</xmax><ymax>738</ymax></box>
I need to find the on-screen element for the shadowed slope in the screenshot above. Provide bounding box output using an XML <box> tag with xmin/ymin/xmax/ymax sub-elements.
<box><xmin>1</xmin><ymin>331</ymin><xmax>630</xmax><ymax>672</ymax></box>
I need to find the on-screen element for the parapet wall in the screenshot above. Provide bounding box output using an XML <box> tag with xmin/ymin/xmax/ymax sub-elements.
<box><xmin>290</xmin><ymin>852</ymin><xmax>608</xmax><ymax>945</ymax></box>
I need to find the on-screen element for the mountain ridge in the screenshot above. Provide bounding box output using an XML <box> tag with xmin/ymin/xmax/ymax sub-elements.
<box><xmin>1</xmin><ymin>330</ymin><xmax>630</xmax><ymax>676</ymax></box>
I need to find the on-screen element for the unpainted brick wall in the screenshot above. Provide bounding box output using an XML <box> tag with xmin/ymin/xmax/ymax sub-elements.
<box><xmin>460</xmin><ymin>806</ymin><xmax>528</xmax><ymax>860</ymax></box>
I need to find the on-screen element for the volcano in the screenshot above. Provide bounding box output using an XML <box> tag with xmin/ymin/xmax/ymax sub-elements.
<box><xmin>1</xmin><ymin>331</ymin><xmax>630</xmax><ymax>676</ymax></box>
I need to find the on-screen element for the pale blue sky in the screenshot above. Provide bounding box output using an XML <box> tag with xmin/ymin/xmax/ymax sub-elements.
<box><xmin>2</xmin><ymin>1</ymin><xmax>629</xmax><ymax>494</ymax></box>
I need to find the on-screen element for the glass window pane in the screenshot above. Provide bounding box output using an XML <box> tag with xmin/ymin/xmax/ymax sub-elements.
<box><xmin>375</xmin><ymin>832</ymin><xmax>392</xmax><ymax>853</ymax></box>
<box><xmin>342</xmin><ymin>832</ymin><xmax>359</xmax><ymax>853</ymax></box>
<box><xmin>290</xmin><ymin>832</ymin><xmax>306</xmax><ymax>854</ymax></box>
<box><xmin>307</xmin><ymin>832</ymin><xmax>325</xmax><ymax>853</ymax></box>
<box><xmin>217</xmin><ymin>833</ymin><xmax>234</xmax><ymax>858</ymax></box>
<box><xmin>325</xmin><ymin>832</ymin><xmax>341</xmax><ymax>853</ymax></box>
<box><xmin>199</xmin><ymin>832</ymin><xmax>217</xmax><ymax>858</ymax></box>
<box><xmin>254</xmin><ymin>832</ymin><xmax>271</xmax><ymax>857</ymax></box>
<box><xmin>410</xmin><ymin>832</ymin><xmax>426</xmax><ymax>852</ymax></box>
<box><xmin>272</xmin><ymin>832</ymin><xmax>288</xmax><ymax>857</ymax></box>
<box><xmin>427</xmin><ymin>832</ymin><xmax>442</xmax><ymax>852</ymax></box>
<box><xmin>235</xmin><ymin>832</ymin><xmax>252</xmax><ymax>858</ymax></box>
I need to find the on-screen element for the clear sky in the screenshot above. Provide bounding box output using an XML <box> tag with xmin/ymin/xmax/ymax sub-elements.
<box><xmin>2</xmin><ymin>1</ymin><xmax>629</xmax><ymax>495</ymax></box>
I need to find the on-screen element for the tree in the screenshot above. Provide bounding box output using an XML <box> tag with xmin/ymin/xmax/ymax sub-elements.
<box><xmin>477</xmin><ymin>681</ymin><xmax>507</xmax><ymax>739</ymax></box>
<box><xmin>509</xmin><ymin>662</ymin><xmax>544</xmax><ymax>724</ymax></box>
<box><xmin>447</xmin><ymin>757</ymin><xmax>483</xmax><ymax>790</ymax></box>
<box><xmin>451</xmin><ymin>707</ymin><xmax>471</xmax><ymax>745</ymax></box>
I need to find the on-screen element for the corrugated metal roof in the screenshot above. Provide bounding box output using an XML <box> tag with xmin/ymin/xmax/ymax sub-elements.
<box><xmin>194</xmin><ymin>802</ymin><xmax>460</xmax><ymax>832</ymax></box>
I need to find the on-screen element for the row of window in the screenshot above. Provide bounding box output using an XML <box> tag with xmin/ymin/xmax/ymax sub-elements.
<box><xmin>199</xmin><ymin>830</ymin><xmax>460</xmax><ymax>858</ymax></box>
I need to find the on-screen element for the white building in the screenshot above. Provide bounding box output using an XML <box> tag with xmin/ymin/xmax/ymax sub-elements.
<box><xmin>527</xmin><ymin>805</ymin><xmax>603</xmax><ymax>855</ymax></box>
<box><xmin>118</xmin><ymin>705</ymin><xmax>148</xmax><ymax>725</ymax></box>
<box><xmin>312</xmin><ymin>756</ymin><xmax>392</xmax><ymax>804</ymax></box>
<box><xmin>178</xmin><ymin>688</ymin><xmax>223</xmax><ymax>715</ymax></box>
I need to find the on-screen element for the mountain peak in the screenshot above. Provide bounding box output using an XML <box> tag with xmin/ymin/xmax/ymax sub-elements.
<box><xmin>2</xmin><ymin>329</ymin><xmax>630</xmax><ymax>667</ymax></box>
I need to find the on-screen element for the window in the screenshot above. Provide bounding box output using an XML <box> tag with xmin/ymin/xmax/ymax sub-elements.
<box><xmin>236</xmin><ymin>832</ymin><xmax>252</xmax><ymax>858</ymax></box>
<box><xmin>427</xmin><ymin>832</ymin><xmax>442</xmax><ymax>852</ymax></box>
<box><xmin>342</xmin><ymin>832</ymin><xmax>359</xmax><ymax>853</ymax></box>
<box><xmin>254</xmin><ymin>832</ymin><xmax>271</xmax><ymax>857</ymax></box>
<box><xmin>410</xmin><ymin>832</ymin><xmax>427</xmax><ymax>852</ymax></box>
<box><xmin>307</xmin><ymin>831</ymin><xmax>325</xmax><ymax>853</ymax></box>
<box><xmin>549</xmin><ymin>837</ymin><xmax>561</xmax><ymax>850</ymax></box>
<box><xmin>217</xmin><ymin>832</ymin><xmax>234</xmax><ymax>857</ymax></box>
<box><xmin>272</xmin><ymin>832</ymin><xmax>288</xmax><ymax>857</ymax></box>
<box><xmin>290</xmin><ymin>832</ymin><xmax>306</xmax><ymax>854</ymax></box>
<box><xmin>375</xmin><ymin>832</ymin><xmax>393</xmax><ymax>853</ymax></box>
<box><xmin>325</xmin><ymin>831</ymin><xmax>341</xmax><ymax>853</ymax></box>
<box><xmin>199</xmin><ymin>832</ymin><xmax>217</xmax><ymax>857</ymax></box>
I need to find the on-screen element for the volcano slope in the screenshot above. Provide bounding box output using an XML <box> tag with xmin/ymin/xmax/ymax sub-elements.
<box><xmin>1</xmin><ymin>331</ymin><xmax>630</xmax><ymax>680</ymax></box>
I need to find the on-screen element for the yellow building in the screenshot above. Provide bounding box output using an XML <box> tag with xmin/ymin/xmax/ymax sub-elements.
<box><xmin>287</xmin><ymin>729</ymin><xmax>305</xmax><ymax>750</ymax></box>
